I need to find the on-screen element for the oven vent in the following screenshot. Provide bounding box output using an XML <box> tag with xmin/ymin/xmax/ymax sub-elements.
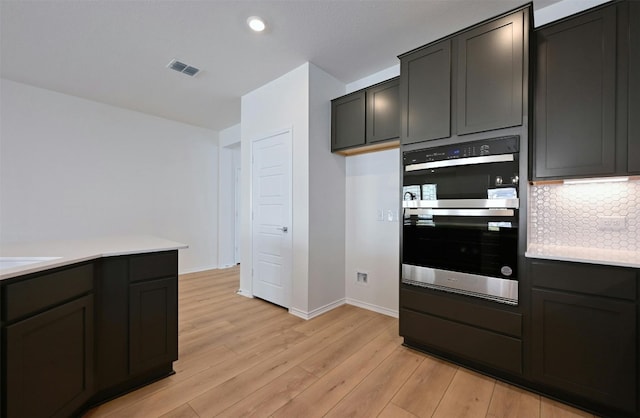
<box><xmin>167</xmin><ymin>59</ymin><xmax>200</xmax><ymax>77</ymax></box>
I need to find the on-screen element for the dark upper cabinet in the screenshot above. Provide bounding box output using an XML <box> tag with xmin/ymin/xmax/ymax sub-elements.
<box><xmin>457</xmin><ymin>12</ymin><xmax>523</xmax><ymax>134</ymax></box>
<box><xmin>629</xmin><ymin>0</ymin><xmax>640</xmax><ymax>173</ymax></box>
<box><xmin>366</xmin><ymin>77</ymin><xmax>400</xmax><ymax>143</ymax></box>
<box><xmin>534</xmin><ymin>6</ymin><xmax>617</xmax><ymax>179</ymax></box>
<box><xmin>6</xmin><ymin>294</ymin><xmax>94</xmax><ymax>418</ymax></box>
<box><xmin>400</xmin><ymin>40</ymin><xmax>451</xmax><ymax>144</ymax></box>
<box><xmin>530</xmin><ymin>260</ymin><xmax>638</xmax><ymax>415</ymax></box>
<box><xmin>331</xmin><ymin>77</ymin><xmax>400</xmax><ymax>153</ymax></box>
<box><xmin>331</xmin><ymin>90</ymin><xmax>366</xmax><ymax>151</ymax></box>
<box><xmin>399</xmin><ymin>7</ymin><xmax>528</xmax><ymax>145</ymax></box>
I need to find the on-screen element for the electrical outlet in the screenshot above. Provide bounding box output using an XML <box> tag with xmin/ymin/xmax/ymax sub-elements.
<box><xmin>596</xmin><ymin>216</ymin><xmax>627</xmax><ymax>231</ymax></box>
<box><xmin>357</xmin><ymin>272</ymin><xmax>368</xmax><ymax>284</ymax></box>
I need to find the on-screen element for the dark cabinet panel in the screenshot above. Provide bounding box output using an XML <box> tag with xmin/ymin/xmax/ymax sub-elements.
<box><xmin>534</xmin><ymin>7</ymin><xmax>617</xmax><ymax>178</ymax></box>
<box><xmin>94</xmin><ymin>257</ymin><xmax>129</xmax><ymax>391</ymax></box>
<box><xmin>129</xmin><ymin>276</ymin><xmax>178</xmax><ymax>375</ymax></box>
<box><xmin>366</xmin><ymin>77</ymin><xmax>400</xmax><ymax>143</ymax></box>
<box><xmin>331</xmin><ymin>90</ymin><xmax>366</xmax><ymax>151</ymax></box>
<box><xmin>457</xmin><ymin>11</ymin><xmax>524</xmax><ymax>134</ymax></box>
<box><xmin>629</xmin><ymin>0</ymin><xmax>640</xmax><ymax>173</ymax></box>
<box><xmin>400</xmin><ymin>40</ymin><xmax>451</xmax><ymax>144</ymax></box>
<box><xmin>532</xmin><ymin>288</ymin><xmax>637</xmax><ymax>412</ymax></box>
<box><xmin>6</xmin><ymin>295</ymin><xmax>94</xmax><ymax>418</ymax></box>
<box><xmin>400</xmin><ymin>308</ymin><xmax>522</xmax><ymax>374</ymax></box>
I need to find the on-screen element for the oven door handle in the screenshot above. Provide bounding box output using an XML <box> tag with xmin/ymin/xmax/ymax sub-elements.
<box><xmin>403</xmin><ymin>198</ymin><xmax>519</xmax><ymax>209</ymax></box>
<box><xmin>405</xmin><ymin>208</ymin><xmax>515</xmax><ymax>217</ymax></box>
<box><xmin>405</xmin><ymin>153</ymin><xmax>515</xmax><ymax>171</ymax></box>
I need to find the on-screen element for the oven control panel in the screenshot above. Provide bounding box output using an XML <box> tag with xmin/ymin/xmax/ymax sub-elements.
<box><xmin>404</xmin><ymin>135</ymin><xmax>519</xmax><ymax>164</ymax></box>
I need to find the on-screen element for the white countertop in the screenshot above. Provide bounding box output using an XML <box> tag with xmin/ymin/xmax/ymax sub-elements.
<box><xmin>526</xmin><ymin>244</ymin><xmax>640</xmax><ymax>269</ymax></box>
<box><xmin>0</xmin><ymin>235</ymin><xmax>188</xmax><ymax>281</ymax></box>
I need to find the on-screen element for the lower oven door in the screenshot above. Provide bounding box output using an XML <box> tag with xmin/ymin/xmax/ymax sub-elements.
<box><xmin>402</xmin><ymin>208</ymin><xmax>519</xmax><ymax>304</ymax></box>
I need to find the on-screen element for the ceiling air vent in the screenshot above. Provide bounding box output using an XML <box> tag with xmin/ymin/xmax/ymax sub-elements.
<box><xmin>167</xmin><ymin>59</ymin><xmax>200</xmax><ymax>77</ymax></box>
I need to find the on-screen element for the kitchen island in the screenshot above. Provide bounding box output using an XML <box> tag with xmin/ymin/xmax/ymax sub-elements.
<box><xmin>0</xmin><ymin>236</ymin><xmax>187</xmax><ymax>418</ymax></box>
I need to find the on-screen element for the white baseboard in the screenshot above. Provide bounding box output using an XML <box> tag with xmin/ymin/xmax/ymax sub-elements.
<box><xmin>346</xmin><ymin>298</ymin><xmax>399</xmax><ymax>318</ymax></box>
<box><xmin>236</xmin><ymin>289</ymin><xmax>254</xmax><ymax>299</ymax></box>
<box><xmin>289</xmin><ymin>298</ymin><xmax>346</xmax><ymax>320</ymax></box>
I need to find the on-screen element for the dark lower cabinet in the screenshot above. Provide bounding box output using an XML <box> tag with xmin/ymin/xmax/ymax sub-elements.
<box><xmin>129</xmin><ymin>276</ymin><xmax>178</xmax><ymax>375</ymax></box>
<box><xmin>529</xmin><ymin>259</ymin><xmax>638</xmax><ymax>416</ymax></box>
<box><xmin>5</xmin><ymin>294</ymin><xmax>94</xmax><ymax>418</ymax></box>
<box><xmin>1</xmin><ymin>250</ymin><xmax>179</xmax><ymax>417</ymax></box>
<box><xmin>532</xmin><ymin>289</ymin><xmax>637</xmax><ymax>413</ymax></box>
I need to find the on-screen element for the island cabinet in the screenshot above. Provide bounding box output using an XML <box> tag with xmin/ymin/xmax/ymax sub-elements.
<box><xmin>399</xmin><ymin>6</ymin><xmax>528</xmax><ymax>145</ymax></box>
<box><xmin>2</xmin><ymin>263</ymin><xmax>94</xmax><ymax>418</ymax></box>
<box><xmin>331</xmin><ymin>77</ymin><xmax>400</xmax><ymax>155</ymax></box>
<box><xmin>533</xmin><ymin>0</ymin><xmax>637</xmax><ymax>179</ymax></box>
<box><xmin>93</xmin><ymin>251</ymin><xmax>178</xmax><ymax>401</ymax></box>
<box><xmin>529</xmin><ymin>259</ymin><xmax>638</xmax><ymax>416</ymax></box>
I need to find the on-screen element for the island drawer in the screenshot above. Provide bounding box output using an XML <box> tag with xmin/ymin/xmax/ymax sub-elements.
<box><xmin>3</xmin><ymin>263</ymin><xmax>93</xmax><ymax>322</ymax></box>
<box><xmin>129</xmin><ymin>250</ymin><xmax>177</xmax><ymax>283</ymax></box>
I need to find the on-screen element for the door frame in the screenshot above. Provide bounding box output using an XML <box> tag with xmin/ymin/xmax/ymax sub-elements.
<box><xmin>249</xmin><ymin>127</ymin><xmax>293</xmax><ymax>307</ymax></box>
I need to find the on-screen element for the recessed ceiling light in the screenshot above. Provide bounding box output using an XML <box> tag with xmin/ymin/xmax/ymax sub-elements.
<box><xmin>247</xmin><ymin>16</ymin><xmax>266</xmax><ymax>32</ymax></box>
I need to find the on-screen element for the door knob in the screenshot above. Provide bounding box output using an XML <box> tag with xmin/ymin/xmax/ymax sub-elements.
<box><xmin>278</xmin><ymin>226</ymin><xmax>288</xmax><ymax>232</ymax></box>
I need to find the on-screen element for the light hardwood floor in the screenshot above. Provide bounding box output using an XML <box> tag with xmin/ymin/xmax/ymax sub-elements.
<box><xmin>84</xmin><ymin>266</ymin><xmax>596</xmax><ymax>418</ymax></box>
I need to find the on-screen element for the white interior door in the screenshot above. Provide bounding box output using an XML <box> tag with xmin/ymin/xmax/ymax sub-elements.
<box><xmin>251</xmin><ymin>130</ymin><xmax>292</xmax><ymax>308</ymax></box>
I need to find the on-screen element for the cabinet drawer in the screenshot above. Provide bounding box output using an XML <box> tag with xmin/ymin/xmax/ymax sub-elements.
<box><xmin>4</xmin><ymin>263</ymin><xmax>93</xmax><ymax>322</ymax></box>
<box><xmin>400</xmin><ymin>308</ymin><xmax>522</xmax><ymax>374</ymax></box>
<box><xmin>129</xmin><ymin>251</ymin><xmax>177</xmax><ymax>283</ymax></box>
<box><xmin>530</xmin><ymin>260</ymin><xmax>637</xmax><ymax>300</ymax></box>
<box><xmin>400</xmin><ymin>287</ymin><xmax>522</xmax><ymax>337</ymax></box>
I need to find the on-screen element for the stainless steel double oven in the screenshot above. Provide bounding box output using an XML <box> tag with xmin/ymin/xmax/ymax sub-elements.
<box><xmin>402</xmin><ymin>136</ymin><xmax>521</xmax><ymax>305</ymax></box>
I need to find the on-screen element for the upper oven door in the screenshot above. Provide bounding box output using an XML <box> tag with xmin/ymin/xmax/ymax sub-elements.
<box><xmin>403</xmin><ymin>154</ymin><xmax>520</xmax><ymax>201</ymax></box>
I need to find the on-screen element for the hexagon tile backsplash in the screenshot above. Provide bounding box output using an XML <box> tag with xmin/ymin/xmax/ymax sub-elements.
<box><xmin>529</xmin><ymin>179</ymin><xmax>640</xmax><ymax>252</ymax></box>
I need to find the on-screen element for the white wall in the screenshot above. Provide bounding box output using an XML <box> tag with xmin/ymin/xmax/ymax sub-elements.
<box><xmin>0</xmin><ymin>78</ymin><xmax>219</xmax><ymax>273</ymax></box>
<box><xmin>218</xmin><ymin>123</ymin><xmax>241</xmax><ymax>268</ymax></box>
<box><xmin>240</xmin><ymin>63</ymin><xmax>310</xmax><ymax>312</ymax></box>
<box><xmin>308</xmin><ymin>63</ymin><xmax>347</xmax><ymax>313</ymax></box>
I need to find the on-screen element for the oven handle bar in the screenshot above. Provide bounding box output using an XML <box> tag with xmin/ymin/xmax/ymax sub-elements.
<box><xmin>405</xmin><ymin>153</ymin><xmax>515</xmax><ymax>171</ymax></box>
<box><xmin>403</xmin><ymin>198</ymin><xmax>519</xmax><ymax>209</ymax></box>
<box><xmin>404</xmin><ymin>208</ymin><xmax>515</xmax><ymax>217</ymax></box>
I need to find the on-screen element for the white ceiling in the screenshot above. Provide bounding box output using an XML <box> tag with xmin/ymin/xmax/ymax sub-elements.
<box><xmin>0</xmin><ymin>0</ymin><xmax>560</xmax><ymax>132</ymax></box>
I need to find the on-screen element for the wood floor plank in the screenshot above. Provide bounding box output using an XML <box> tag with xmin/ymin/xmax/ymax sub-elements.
<box><xmin>432</xmin><ymin>368</ymin><xmax>496</xmax><ymax>418</ymax></box>
<box><xmin>324</xmin><ymin>346</ymin><xmax>424</xmax><ymax>418</ymax></box>
<box><xmin>299</xmin><ymin>313</ymin><xmax>395</xmax><ymax>378</ymax></box>
<box><xmin>391</xmin><ymin>354</ymin><xmax>458</xmax><ymax>417</ymax></box>
<box><xmin>215</xmin><ymin>366</ymin><xmax>318</xmax><ymax>418</ymax></box>
<box><xmin>378</xmin><ymin>403</ymin><xmax>420</xmax><ymax>418</ymax></box>
<box><xmin>271</xmin><ymin>323</ymin><xmax>401</xmax><ymax>418</ymax></box>
<box><xmin>157</xmin><ymin>403</ymin><xmax>200</xmax><ymax>418</ymax></box>
<box><xmin>540</xmin><ymin>397</ymin><xmax>595</xmax><ymax>418</ymax></box>
<box><xmin>486</xmin><ymin>381</ymin><xmax>540</xmax><ymax>418</ymax></box>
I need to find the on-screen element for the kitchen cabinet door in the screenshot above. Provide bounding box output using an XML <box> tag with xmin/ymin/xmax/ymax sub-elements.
<box><xmin>129</xmin><ymin>276</ymin><xmax>178</xmax><ymax>375</ymax></box>
<box><xmin>531</xmin><ymin>288</ymin><xmax>637</xmax><ymax>413</ymax></box>
<box><xmin>331</xmin><ymin>90</ymin><xmax>366</xmax><ymax>151</ymax></box>
<box><xmin>534</xmin><ymin>6</ymin><xmax>617</xmax><ymax>179</ymax></box>
<box><xmin>366</xmin><ymin>77</ymin><xmax>400</xmax><ymax>143</ymax></box>
<box><xmin>5</xmin><ymin>295</ymin><xmax>94</xmax><ymax>418</ymax></box>
<box><xmin>400</xmin><ymin>40</ymin><xmax>451</xmax><ymax>144</ymax></box>
<box><xmin>629</xmin><ymin>0</ymin><xmax>640</xmax><ymax>173</ymax></box>
<box><xmin>457</xmin><ymin>11</ymin><xmax>524</xmax><ymax>134</ymax></box>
